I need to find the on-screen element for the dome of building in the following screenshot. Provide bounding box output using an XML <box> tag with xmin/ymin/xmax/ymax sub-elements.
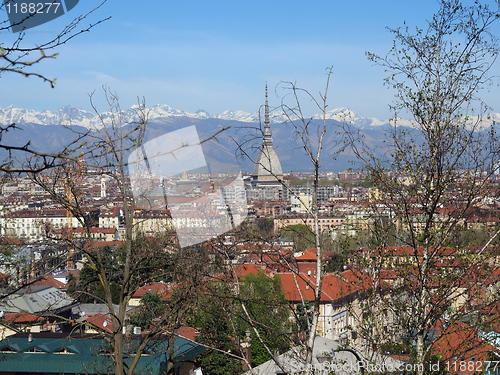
<box><xmin>253</xmin><ymin>145</ymin><xmax>283</xmax><ymax>180</ymax></box>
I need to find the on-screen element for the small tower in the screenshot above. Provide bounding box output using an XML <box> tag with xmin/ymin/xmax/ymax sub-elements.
<box><xmin>101</xmin><ymin>175</ymin><xmax>106</xmax><ymax>198</ymax></box>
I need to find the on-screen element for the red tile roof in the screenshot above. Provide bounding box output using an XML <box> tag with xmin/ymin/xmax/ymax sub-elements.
<box><xmin>86</xmin><ymin>240</ymin><xmax>124</xmax><ymax>249</ymax></box>
<box><xmin>295</xmin><ymin>249</ymin><xmax>317</xmax><ymax>261</ymax></box>
<box><xmin>1</xmin><ymin>313</ymin><xmax>45</xmax><ymax>323</ymax></box>
<box><xmin>0</xmin><ymin>237</ymin><xmax>23</xmax><ymax>245</ymax></box>
<box><xmin>431</xmin><ymin>320</ymin><xmax>497</xmax><ymax>371</ymax></box>
<box><xmin>82</xmin><ymin>313</ymin><xmax>113</xmax><ymax>333</ymax></box>
<box><xmin>278</xmin><ymin>273</ymin><xmax>351</xmax><ymax>302</ymax></box>
<box><xmin>233</xmin><ymin>263</ymin><xmax>268</xmax><ymax>279</ymax></box>
<box><xmin>175</xmin><ymin>325</ymin><xmax>197</xmax><ymax>341</ymax></box>
<box><xmin>30</xmin><ymin>275</ymin><xmax>66</xmax><ymax>290</ymax></box>
<box><xmin>132</xmin><ymin>282</ymin><xmax>170</xmax><ymax>299</ymax></box>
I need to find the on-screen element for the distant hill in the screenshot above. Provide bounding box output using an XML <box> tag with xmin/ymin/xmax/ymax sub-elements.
<box><xmin>0</xmin><ymin>117</ymin><xmax>393</xmax><ymax>172</ymax></box>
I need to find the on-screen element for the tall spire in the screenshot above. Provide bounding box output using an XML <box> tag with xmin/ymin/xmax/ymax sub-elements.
<box><xmin>252</xmin><ymin>83</ymin><xmax>283</xmax><ymax>184</ymax></box>
<box><xmin>263</xmin><ymin>83</ymin><xmax>273</xmax><ymax>146</ymax></box>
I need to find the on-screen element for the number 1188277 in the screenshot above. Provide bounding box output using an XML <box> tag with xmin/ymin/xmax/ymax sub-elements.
<box><xmin>5</xmin><ymin>2</ymin><xmax>60</xmax><ymax>14</ymax></box>
<box><xmin>446</xmin><ymin>360</ymin><xmax>499</xmax><ymax>372</ymax></box>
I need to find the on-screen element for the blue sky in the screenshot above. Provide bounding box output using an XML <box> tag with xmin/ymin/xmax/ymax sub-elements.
<box><xmin>1</xmin><ymin>0</ymin><xmax>499</xmax><ymax>120</ymax></box>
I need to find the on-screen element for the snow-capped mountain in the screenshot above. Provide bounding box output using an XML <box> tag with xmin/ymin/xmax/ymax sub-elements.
<box><xmin>318</xmin><ymin>107</ymin><xmax>500</xmax><ymax>129</ymax></box>
<box><xmin>2</xmin><ymin>104</ymin><xmax>499</xmax><ymax>172</ymax></box>
<box><xmin>0</xmin><ymin>105</ymin><xmax>96</xmax><ymax>128</ymax></box>
<box><xmin>321</xmin><ymin>107</ymin><xmax>387</xmax><ymax>128</ymax></box>
<box><xmin>0</xmin><ymin>104</ymin><xmax>264</xmax><ymax>128</ymax></box>
<box><xmin>12</xmin><ymin>103</ymin><xmax>500</xmax><ymax>130</ymax></box>
<box><xmin>0</xmin><ymin>104</ymin><xmax>395</xmax><ymax>129</ymax></box>
<box><xmin>2</xmin><ymin>103</ymin><xmax>499</xmax><ymax>130</ymax></box>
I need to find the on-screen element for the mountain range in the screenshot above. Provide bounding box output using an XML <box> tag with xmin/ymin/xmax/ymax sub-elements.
<box><xmin>0</xmin><ymin>104</ymin><xmax>394</xmax><ymax>129</ymax></box>
<box><xmin>0</xmin><ymin>105</ymin><xmax>496</xmax><ymax>172</ymax></box>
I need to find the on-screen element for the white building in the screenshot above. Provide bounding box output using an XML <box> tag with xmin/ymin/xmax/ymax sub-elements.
<box><xmin>0</xmin><ymin>209</ymin><xmax>82</xmax><ymax>242</ymax></box>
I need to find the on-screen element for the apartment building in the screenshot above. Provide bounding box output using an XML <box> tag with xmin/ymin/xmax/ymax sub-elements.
<box><xmin>0</xmin><ymin>209</ymin><xmax>82</xmax><ymax>242</ymax></box>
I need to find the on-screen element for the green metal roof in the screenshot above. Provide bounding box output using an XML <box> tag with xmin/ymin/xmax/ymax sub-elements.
<box><xmin>0</xmin><ymin>332</ymin><xmax>203</xmax><ymax>374</ymax></box>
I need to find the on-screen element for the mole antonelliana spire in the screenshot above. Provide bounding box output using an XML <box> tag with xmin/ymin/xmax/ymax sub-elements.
<box><xmin>252</xmin><ymin>84</ymin><xmax>283</xmax><ymax>186</ymax></box>
<box><xmin>263</xmin><ymin>84</ymin><xmax>272</xmax><ymax>147</ymax></box>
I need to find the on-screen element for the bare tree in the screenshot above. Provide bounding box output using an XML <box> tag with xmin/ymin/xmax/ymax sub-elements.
<box><xmin>278</xmin><ymin>68</ymin><xmax>340</xmax><ymax>373</ymax></box>
<box><xmin>0</xmin><ymin>1</ymin><xmax>109</xmax><ymax>86</ymax></box>
<box><xmin>344</xmin><ymin>1</ymin><xmax>500</xmax><ymax>373</ymax></box>
<box><xmin>19</xmin><ymin>87</ymin><xmax>241</xmax><ymax>374</ymax></box>
<box><xmin>232</xmin><ymin>69</ymin><xmax>353</xmax><ymax>374</ymax></box>
<box><xmin>0</xmin><ymin>1</ymin><xmax>109</xmax><ymax>173</ymax></box>
<box><xmin>24</xmin><ymin>90</ymin><xmax>152</xmax><ymax>374</ymax></box>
